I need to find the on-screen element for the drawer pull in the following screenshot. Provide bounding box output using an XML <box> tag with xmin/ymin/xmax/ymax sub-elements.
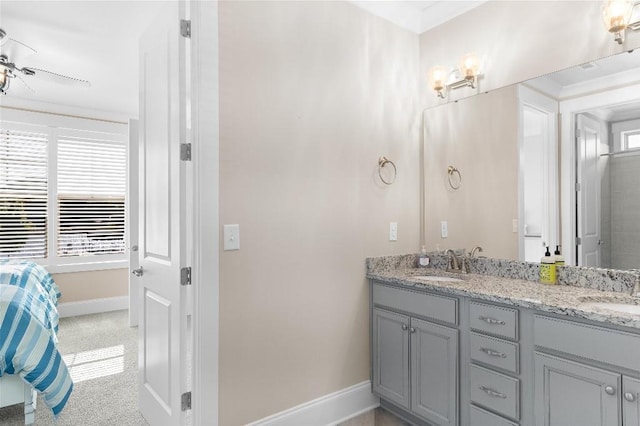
<box><xmin>479</xmin><ymin>386</ymin><xmax>507</xmax><ymax>399</ymax></box>
<box><xmin>479</xmin><ymin>316</ymin><xmax>506</xmax><ymax>325</ymax></box>
<box><xmin>480</xmin><ymin>347</ymin><xmax>507</xmax><ymax>358</ymax></box>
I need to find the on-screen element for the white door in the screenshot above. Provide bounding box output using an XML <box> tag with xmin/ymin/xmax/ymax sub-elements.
<box><xmin>128</xmin><ymin>119</ymin><xmax>139</xmax><ymax>327</ymax></box>
<box><xmin>138</xmin><ymin>2</ymin><xmax>190</xmax><ymax>425</ymax></box>
<box><xmin>576</xmin><ymin>114</ymin><xmax>602</xmax><ymax>267</ymax></box>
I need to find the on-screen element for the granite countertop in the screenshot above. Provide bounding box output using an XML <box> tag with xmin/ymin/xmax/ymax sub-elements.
<box><xmin>367</xmin><ymin>267</ymin><xmax>640</xmax><ymax>330</ymax></box>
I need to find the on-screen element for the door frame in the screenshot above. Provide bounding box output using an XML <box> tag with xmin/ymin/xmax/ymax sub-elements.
<box><xmin>517</xmin><ymin>85</ymin><xmax>559</xmax><ymax>262</ymax></box>
<box><xmin>190</xmin><ymin>2</ymin><xmax>220</xmax><ymax>425</ymax></box>
<box><xmin>559</xmin><ymin>82</ymin><xmax>640</xmax><ymax>265</ymax></box>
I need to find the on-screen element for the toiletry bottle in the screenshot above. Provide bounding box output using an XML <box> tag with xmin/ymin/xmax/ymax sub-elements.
<box><xmin>540</xmin><ymin>246</ymin><xmax>556</xmax><ymax>285</ymax></box>
<box><xmin>554</xmin><ymin>245</ymin><xmax>564</xmax><ymax>266</ymax></box>
<box><xmin>419</xmin><ymin>246</ymin><xmax>430</xmax><ymax>268</ymax></box>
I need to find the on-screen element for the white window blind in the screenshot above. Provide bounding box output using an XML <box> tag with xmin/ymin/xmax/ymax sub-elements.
<box><xmin>0</xmin><ymin>126</ymin><xmax>48</xmax><ymax>259</ymax></box>
<box><xmin>57</xmin><ymin>133</ymin><xmax>126</xmax><ymax>257</ymax></box>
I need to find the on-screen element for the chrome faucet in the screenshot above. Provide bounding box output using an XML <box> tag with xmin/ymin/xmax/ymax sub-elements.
<box><xmin>445</xmin><ymin>249</ymin><xmax>459</xmax><ymax>272</ymax></box>
<box><xmin>469</xmin><ymin>246</ymin><xmax>483</xmax><ymax>258</ymax></box>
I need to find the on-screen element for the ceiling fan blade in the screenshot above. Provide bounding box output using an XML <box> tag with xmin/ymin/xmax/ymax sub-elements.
<box><xmin>23</xmin><ymin>67</ymin><xmax>90</xmax><ymax>88</ymax></box>
<box><xmin>0</xmin><ymin>37</ymin><xmax>37</xmax><ymax>63</ymax></box>
<box><xmin>15</xmin><ymin>74</ymin><xmax>36</xmax><ymax>93</ymax></box>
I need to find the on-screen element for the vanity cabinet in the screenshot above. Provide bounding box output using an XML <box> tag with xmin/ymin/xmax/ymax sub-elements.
<box><xmin>533</xmin><ymin>315</ymin><xmax>640</xmax><ymax>426</ymax></box>
<box><xmin>372</xmin><ymin>283</ymin><xmax>459</xmax><ymax>426</ymax></box>
<box><xmin>370</xmin><ymin>278</ymin><xmax>640</xmax><ymax>426</ymax></box>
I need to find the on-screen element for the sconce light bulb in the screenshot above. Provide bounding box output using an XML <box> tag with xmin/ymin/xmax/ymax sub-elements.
<box><xmin>603</xmin><ymin>0</ymin><xmax>633</xmax><ymax>33</ymax></box>
<box><xmin>428</xmin><ymin>66</ymin><xmax>448</xmax><ymax>96</ymax></box>
<box><xmin>458</xmin><ymin>53</ymin><xmax>480</xmax><ymax>81</ymax></box>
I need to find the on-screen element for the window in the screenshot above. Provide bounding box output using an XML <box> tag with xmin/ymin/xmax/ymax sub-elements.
<box><xmin>0</xmin><ymin>110</ymin><xmax>128</xmax><ymax>271</ymax></box>
<box><xmin>624</xmin><ymin>130</ymin><xmax>640</xmax><ymax>150</ymax></box>
<box><xmin>0</xmin><ymin>125</ymin><xmax>48</xmax><ymax>259</ymax></box>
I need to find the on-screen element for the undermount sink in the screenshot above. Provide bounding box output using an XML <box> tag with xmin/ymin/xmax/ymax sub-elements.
<box><xmin>578</xmin><ymin>296</ymin><xmax>640</xmax><ymax>315</ymax></box>
<box><xmin>413</xmin><ymin>275</ymin><xmax>464</xmax><ymax>283</ymax></box>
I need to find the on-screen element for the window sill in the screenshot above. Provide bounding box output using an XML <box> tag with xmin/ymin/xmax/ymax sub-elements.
<box><xmin>44</xmin><ymin>260</ymin><xmax>129</xmax><ymax>275</ymax></box>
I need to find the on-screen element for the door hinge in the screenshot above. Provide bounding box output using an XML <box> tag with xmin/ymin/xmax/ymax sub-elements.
<box><xmin>180</xmin><ymin>143</ymin><xmax>192</xmax><ymax>161</ymax></box>
<box><xmin>180</xmin><ymin>19</ymin><xmax>191</xmax><ymax>38</ymax></box>
<box><xmin>575</xmin><ymin>182</ymin><xmax>581</xmax><ymax>192</ymax></box>
<box><xmin>181</xmin><ymin>267</ymin><xmax>192</xmax><ymax>286</ymax></box>
<box><xmin>576</xmin><ymin>237</ymin><xmax>582</xmax><ymax>246</ymax></box>
<box><xmin>181</xmin><ymin>391</ymin><xmax>192</xmax><ymax>411</ymax></box>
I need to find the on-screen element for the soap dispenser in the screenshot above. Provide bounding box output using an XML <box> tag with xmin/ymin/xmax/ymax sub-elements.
<box><xmin>540</xmin><ymin>246</ymin><xmax>556</xmax><ymax>285</ymax></box>
<box><xmin>419</xmin><ymin>246</ymin><xmax>430</xmax><ymax>267</ymax></box>
<box><xmin>554</xmin><ymin>245</ymin><xmax>564</xmax><ymax>266</ymax></box>
<box><xmin>553</xmin><ymin>246</ymin><xmax>564</xmax><ymax>266</ymax></box>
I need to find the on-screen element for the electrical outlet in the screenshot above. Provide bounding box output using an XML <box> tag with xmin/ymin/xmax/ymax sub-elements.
<box><xmin>389</xmin><ymin>222</ymin><xmax>398</xmax><ymax>241</ymax></box>
<box><xmin>441</xmin><ymin>221</ymin><xmax>448</xmax><ymax>238</ymax></box>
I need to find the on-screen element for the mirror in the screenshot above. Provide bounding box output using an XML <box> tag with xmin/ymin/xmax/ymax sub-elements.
<box><xmin>423</xmin><ymin>49</ymin><xmax>640</xmax><ymax>269</ymax></box>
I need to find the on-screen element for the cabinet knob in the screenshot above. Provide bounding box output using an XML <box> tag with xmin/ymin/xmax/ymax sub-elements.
<box><xmin>410</xmin><ymin>327</ymin><xmax>416</xmax><ymax>333</ymax></box>
<box><xmin>401</xmin><ymin>324</ymin><xmax>408</xmax><ymax>331</ymax></box>
<box><xmin>605</xmin><ymin>386</ymin><xmax>616</xmax><ymax>396</ymax></box>
<box><xmin>625</xmin><ymin>392</ymin><xmax>636</xmax><ymax>402</ymax></box>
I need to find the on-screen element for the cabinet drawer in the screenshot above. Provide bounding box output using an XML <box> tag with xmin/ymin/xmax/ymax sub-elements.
<box><xmin>470</xmin><ymin>364</ymin><xmax>520</xmax><ymax>420</ymax></box>
<box><xmin>470</xmin><ymin>302</ymin><xmax>518</xmax><ymax>340</ymax></box>
<box><xmin>372</xmin><ymin>283</ymin><xmax>457</xmax><ymax>325</ymax></box>
<box><xmin>470</xmin><ymin>404</ymin><xmax>518</xmax><ymax>426</ymax></box>
<box><xmin>470</xmin><ymin>332</ymin><xmax>519</xmax><ymax>374</ymax></box>
<box><xmin>534</xmin><ymin>315</ymin><xmax>640</xmax><ymax>371</ymax></box>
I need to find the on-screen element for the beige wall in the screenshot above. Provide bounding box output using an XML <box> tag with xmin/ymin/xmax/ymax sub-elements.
<box><xmin>53</xmin><ymin>268</ymin><xmax>128</xmax><ymax>303</ymax></box>
<box><xmin>423</xmin><ymin>86</ymin><xmax>518</xmax><ymax>259</ymax></box>
<box><xmin>218</xmin><ymin>1</ymin><xmax>420</xmax><ymax>424</ymax></box>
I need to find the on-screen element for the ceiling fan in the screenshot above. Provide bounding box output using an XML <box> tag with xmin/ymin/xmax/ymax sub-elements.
<box><xmin>0</xmin><ymin>28</ymin><xmax>91</xmax><ymax>95</ymax></box>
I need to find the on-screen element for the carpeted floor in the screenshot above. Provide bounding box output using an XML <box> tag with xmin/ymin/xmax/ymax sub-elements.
<box><xmin>0</xmin><ymin>310</ymin><xmax>147</xmax><ymax>425</ymax></box>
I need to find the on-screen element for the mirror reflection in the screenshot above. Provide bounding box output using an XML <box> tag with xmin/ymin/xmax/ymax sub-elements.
<box><xmin>423</xmin><ymin>49</ymin><xmax>640</xmax><ymax>269</ymax></box>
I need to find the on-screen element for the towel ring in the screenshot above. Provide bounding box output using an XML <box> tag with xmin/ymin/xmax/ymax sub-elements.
<box><xmin>447</xmin><ymin>166</ymin><xmax>461</xmax><ymax>190</ymax></box>
<box><xmin>378</xmin><ymin>156</ymin><xmax>397</xmax><ymax>185</ymax></box>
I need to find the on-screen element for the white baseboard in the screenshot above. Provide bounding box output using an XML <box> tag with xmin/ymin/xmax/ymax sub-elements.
<box><xmin>247</xmin><ymin>381</ymin><xmax>380</xmax><ymax>426</ymax></box>
<box><xmin>57</xmin><ymin>296</ymin><xmax>129</xmax><ymax>318</ymax></box>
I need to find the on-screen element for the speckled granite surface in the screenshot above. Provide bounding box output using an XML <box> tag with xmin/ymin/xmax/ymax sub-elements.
<box><xmin>367</xmin><ymin>252</ymin><xmax>639</xmax><ymax>293</ymax></box>
<box><xmin>366</xmin><ymin>254</ymin><xmax>640</xmax><ymax>329</ymax></box>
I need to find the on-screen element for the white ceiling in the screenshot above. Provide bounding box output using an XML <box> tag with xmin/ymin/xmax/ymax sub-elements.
<box><xmin>0</xmin><ymin>1</ymin><xmax>165</xmax><ymax>119</ymax></box>
<box><xmin>0</xmin><ymin>1</ymin><xmax>485</xmax><ymax>119</ymax></box>
<box><xmin>350</xmin><ymin>0</ymin><xmax>488</xmax><ymax>34</ymax></box>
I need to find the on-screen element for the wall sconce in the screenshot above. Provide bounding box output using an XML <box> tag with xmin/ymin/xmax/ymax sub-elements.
<box><xmin>428</xmin><ymin>53</ymin><xmax>482</xmax><ymax>99</ymax></box>
<box><xmin>603</xmin><ymin>0</ymin><xmax>640</xmax><ymax>44</ymax></box>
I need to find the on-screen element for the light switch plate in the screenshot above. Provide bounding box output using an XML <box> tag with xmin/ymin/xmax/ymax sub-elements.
<box><xmin>512</xmin><ymin>219</ymin><xmax>519</xmax><ymax>233</ymax></box>
<box><xmin>224</xmin><ymin>224</ymin><xmax>240</xmax><ymax>251</ymax></box>
<box><xmin>389</xmin><ymin>222</ymin><xmax>398</xmax><ymax>241</ymax></box>
<box><xmin>441</xmin><ymin>221</ymin><xmax>448</xmax><ymax>238</ymax></box>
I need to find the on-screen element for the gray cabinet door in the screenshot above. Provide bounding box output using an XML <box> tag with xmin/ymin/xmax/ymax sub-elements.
<box><xmin>372</xmin><ymin>308</ymin><xmax>410</xmax><ymax>409</ymax></box>
<box><xmin>534</xmin><ymin>352</ymin><xmax>620</xmax><ymax>426</ymax></box>
<box><xmin>410</xmin><ymin>317</ymin><xmax>458</xmax><ymax>426</ymax></box>
<box><xmin>624</xmin><ymin>376</ymin><xmax>640</xmax><ymax>426</ymax></box>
